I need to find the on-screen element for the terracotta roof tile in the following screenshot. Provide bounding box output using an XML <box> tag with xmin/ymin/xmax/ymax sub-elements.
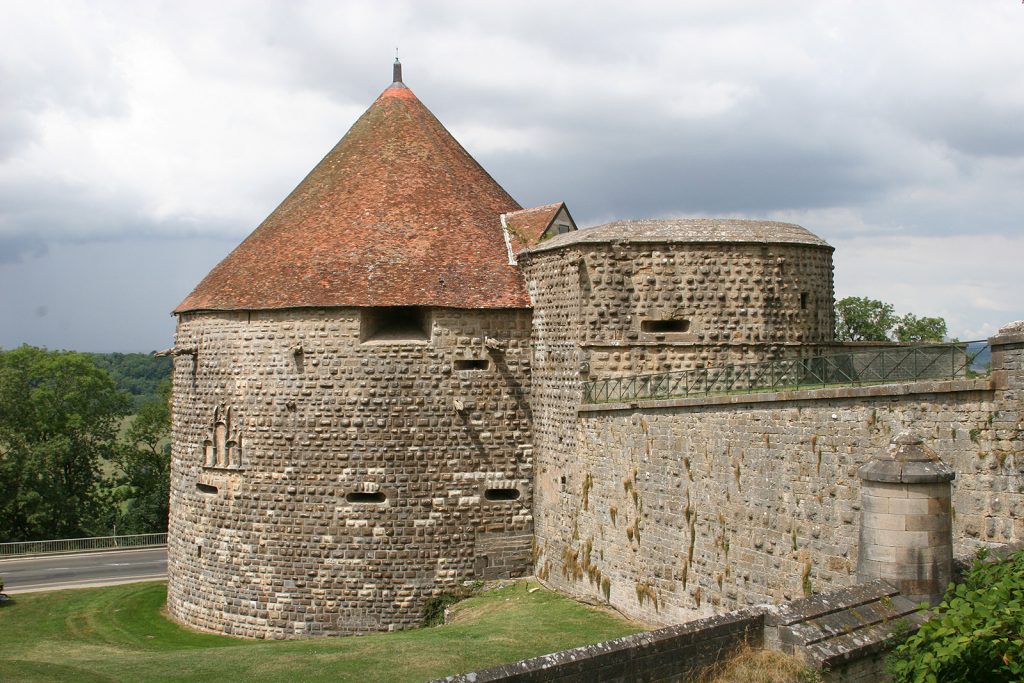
<box><xmin>176</xmin><ymin>76</ymin><xmax>530</xmax><ymax>313</ymax></box>
<box><xmin>504</xmin><ymin>202</ymin><xmax>565</xmax><ymax>252</ymax></box>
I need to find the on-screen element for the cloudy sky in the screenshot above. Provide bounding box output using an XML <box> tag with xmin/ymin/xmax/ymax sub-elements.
<box><xmin>1</xmin><ymin>0</ymin><xmax>1021</xmax><ymax>352</ymax></box>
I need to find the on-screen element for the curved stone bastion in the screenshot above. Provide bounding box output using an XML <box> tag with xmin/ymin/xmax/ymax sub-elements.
<box><xmin>167</xmin><ymin>308</ymin><xmax>533</xmax><ymax>637</ymax></box>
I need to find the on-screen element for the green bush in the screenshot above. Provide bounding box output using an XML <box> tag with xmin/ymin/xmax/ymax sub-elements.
<box><xmin>888</xmin><ymin>548</ymin><xmax>1024</xmax><ymax>682</ymax></box>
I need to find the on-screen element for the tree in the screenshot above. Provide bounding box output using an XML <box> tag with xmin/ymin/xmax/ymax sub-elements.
<box><xmin>87</xmin><ymin>352</ymin><xmax>173</xmax><ymax>410</ymax></box>
<box><xmin>0</xmin><ymin>346</ymin><xmax>129</xmax><ymax>542</ymax></box>
<box><xmin>835</xmin><ymin>297</ymin><xmax>948</xmax><ymax>343</ymax></box>
<box><xmin>835</xmin><ymin>297</ymin><xmax>898</xmax><ymax>341</ymax></box>
<box><xmin>110</xmin><ymin>380</ymin><xmax>171</xmax><ymax>534</ymax></box>
<box><xmin>894</xmin><ymin>313</ymin><xmax>948</xmax><ymax>343</ymax></box>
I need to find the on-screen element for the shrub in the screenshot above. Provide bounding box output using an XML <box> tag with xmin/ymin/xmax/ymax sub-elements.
<box><xmin>888</xmin><ymin>548</ymin><xmax>1024</xmax><ymax>682</ymax></box>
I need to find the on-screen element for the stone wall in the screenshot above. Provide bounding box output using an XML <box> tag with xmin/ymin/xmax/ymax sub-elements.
<box><xmin>436</xmin><ymin>579</ymin><xmax>928</xmax><ymax>683</ymax></box>
<box><xmin>531</xmin><ymin>327</ymin><xmax>1021</xmax><ymax>626</ymax></box>
<box><xmin>166</xmin><ymin>307</ymin><xmax>533</xmax><ymax>637</ymax></box>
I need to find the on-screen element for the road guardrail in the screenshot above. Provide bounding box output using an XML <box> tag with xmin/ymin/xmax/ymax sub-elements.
<box><xmin>0</xmin><ymin>533</ymin><xmax>168</xmax><ymax>557</ymax></box>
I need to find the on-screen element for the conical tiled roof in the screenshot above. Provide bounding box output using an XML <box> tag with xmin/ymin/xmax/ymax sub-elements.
<box><xmin>175</xmin><ymin>68</ymin><xmax>529</xmax><ymax>313</ymax></box>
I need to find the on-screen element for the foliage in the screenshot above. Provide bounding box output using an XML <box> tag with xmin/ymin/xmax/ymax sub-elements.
<box><xmin>86</xmin><ymin>352</ymin><xmax>173</xmax><ymax>410</ymax></box>
<box><xmin>893</xmin><ymin>313</ymin><xmax>948</xmax><ymax>343</ymax></box>
<box><xmin>835</xmin><ymin>297</ymin><xmax>898</xmax><ymax>341</ymax></box>
<box><xmin>0</xmin><ymin>346</ymin><xmax>130</xmax><ymax>542</ymax></box>
<box><xmin>110</xmin><ymin>380</ymin><xmax>172</xmax><ymax>534</ymax></box>
<box><xmin>421</xmin><ymin>591</ymin><xmax>465</xmax><ymax>626</ymax></box>
<box><xmin>0</xmin><ymin>580</ymin><xmax>642</xmax><ymax>682</ymax></box>
<box><xmin>835</xmin><ymin>297</ymin><xmax>948</xmax><ymax>343</ymax></box>
<box><xmin>0</xmin><ymin>347</ymin><xmax>172</xmax><ymax>541</ymax></box>
<box><xmin>888</xmin><ymin>548</ymin><xmax>1024</xmax><ymax>683</ymax></box>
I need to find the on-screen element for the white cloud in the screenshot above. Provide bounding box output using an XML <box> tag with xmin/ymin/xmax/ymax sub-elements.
<box><xmin>1</xmin><ymin>0</ymin><xmax>1022</xmax><ymax>349</ymax></box>
<box><xmin>832</xmin><ymin>233</ymin><xmax>1024</xmax><ymax>340</ymax></box>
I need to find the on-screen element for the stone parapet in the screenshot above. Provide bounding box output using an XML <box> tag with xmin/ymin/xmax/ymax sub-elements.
<box><xmin>438</xmin><ymin>579</ymin><xmax>929</xmax><ymax>683</ymax></box>
<box><xmin>432</xmin><ymin>606</ymin><xmax>764</xmax><ymax>683</ymax></box>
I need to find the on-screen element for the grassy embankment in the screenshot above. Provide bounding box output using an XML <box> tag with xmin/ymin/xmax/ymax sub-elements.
<box><xmin>0</xmin><ymin>580</ymin><xmax>643</xmax><ymax>682</ymax></box>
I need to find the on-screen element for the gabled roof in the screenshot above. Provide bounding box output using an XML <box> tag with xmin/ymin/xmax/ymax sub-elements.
<box><xmin>503</xmin><ymin>202</ymin><xmax>577</xmax><ymax>252</ymax></box>
<box><xmin>175</xmin><ymin>66</ymin><xmax>530</xmax><ymax>313</ymax></box>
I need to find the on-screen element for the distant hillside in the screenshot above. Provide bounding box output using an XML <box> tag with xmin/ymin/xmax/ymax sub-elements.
<box><xmin>88</xmin><ymin>352</ymin><xmax>172</xmax><ymax>409</ymax></box>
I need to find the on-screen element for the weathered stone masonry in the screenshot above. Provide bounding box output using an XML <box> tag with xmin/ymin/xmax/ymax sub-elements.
<box><xmin>529</xmin><ymin>326</ymin><xmax>1022</xmax><ymax>627</ymax></box>
<box><xmin>518</xmin><ymin>219</ymin><xmax>848</xmax><ymax>625</ymax></box>
<box><xmin>167</xmin><ymin>308</ymin><xmax>533</xmax><ymax>637</ymax></box>
<box><xmin>167</xmin><ymin>64</ymin><xmax>1023</xmax><ymax>648</ymax></box>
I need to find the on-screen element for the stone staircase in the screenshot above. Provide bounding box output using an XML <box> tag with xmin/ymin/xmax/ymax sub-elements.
<box><xmin>765</xmin><ymin>579</ymin><xmax>929</xmax><ymax>680</ymax></box>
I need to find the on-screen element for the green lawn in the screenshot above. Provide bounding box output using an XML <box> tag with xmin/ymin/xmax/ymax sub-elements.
<box><xmin>0</xmin><ymin>580</ymin><xmax>643</xmax><ymax>682</ymax></box>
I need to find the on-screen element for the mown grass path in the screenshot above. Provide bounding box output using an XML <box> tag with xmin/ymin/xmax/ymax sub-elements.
<box><xmin>0</xmin><ymin>580</ymin><xmax>643</xmax><ymax>682</ymax></box>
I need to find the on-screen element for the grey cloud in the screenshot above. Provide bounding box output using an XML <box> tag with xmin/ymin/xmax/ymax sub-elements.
<box><xmin>0</xmin><ymin>236</ymin><xmax>237</xmax><ymax>352</ymax></box>
<box><xmin>2</xmin><ymin>1</ymin><xmax>1023</xmax><ymax>352</ymax></box>
<box><xmin>498</xmin><ymin>142</ymin><xmax>883</xmax><ymax>227</ymax></box>
<box><xmin>0</xmin><ymin>111</ymin><xmax>37</xmax><ymax>162</ymax></box>
<box><xmin>910</xmin><ymin>107</ymin><xmax>1024</xmax><ymax>159</ymax></box>
<box><xmin>0</xmin><ymin>234</ymin><xmax>48</xmax><ymax>265</ymax></box>
<box><xmin>0</xmin><ymin>176</ymin><xmax>243</xmax><ymax>246</ymax></box>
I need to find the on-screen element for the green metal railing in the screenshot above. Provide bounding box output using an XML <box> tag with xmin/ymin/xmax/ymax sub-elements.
<box><xmin>583</xmin><ymin>341</ymin><xmax>990</xmax><ymax>405</ymax></box>
<box><xmin>0</xmin><ymin>533</ymin><xmax>168</xmax><ymax>557</ymax></box>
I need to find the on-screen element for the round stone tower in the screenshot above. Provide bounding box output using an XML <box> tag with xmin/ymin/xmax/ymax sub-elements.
<box><xmin>517</xmin><ymin>218</ymin><xmax>835</xmax><ymax>610</ymax></box>
<box><xmin>519</xmin><ymin>218</ymin><xmax>835</xmax><ymax>379</ymax></box>
<box><xmin>167</xmin><ymin>63</ymin><xmax>535</xmax><ymax>637</ymax></box>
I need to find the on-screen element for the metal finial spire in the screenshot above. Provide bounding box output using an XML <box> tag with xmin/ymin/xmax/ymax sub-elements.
<box><xmin>393</xmin><ymin>48</ymin><xmax>402</xmax><ymax>83</ymax></box>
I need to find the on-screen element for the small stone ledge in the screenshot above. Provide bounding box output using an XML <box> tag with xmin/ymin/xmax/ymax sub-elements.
<box><xmin>953</xmin><ymin>540</ymin><xmax>1024</xmax><ymax>581</ymax></box>
<box><xmin>801</xmin><ymin>613</ymin><xmax>928</xmax><ymax>671</ymax></box>
<box><xmin>858</xmin><ymin>458</ymin><xmax>955</xmax><ymax>484</ymax></box>
<box><xmin>765</xmin><ymin>580</ymin><xmax>928</xmax><ymax>671</ymax></box>
<box><xmin>764</xmin><ymin>579</ymin><xmax>901</xmax><ymax>629</ymax></box>
<box><xmin>990</xmin><ymin>321</ymin><xmax>1024</xmax><ymax>346</ymax></box>
<box><xmin>991</xmin><ymin>332</ymin><xmax>1024</xmax><ymax>346</ymax></box>
<box><xmin>579</xmin><ymin>377</ymin><xmax>993</xmax><ymax>414</ymax></box>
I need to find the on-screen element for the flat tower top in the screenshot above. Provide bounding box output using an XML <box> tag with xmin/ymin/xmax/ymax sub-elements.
<box><xmin>524</xmin><ymin>218</ymin><xmax>832</xmax><ymax>254</ymax></box>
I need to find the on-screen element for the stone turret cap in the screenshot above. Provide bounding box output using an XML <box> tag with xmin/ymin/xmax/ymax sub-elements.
<box><xmin>990</xmin><ymin>320</ymin><xmax>1024</xmax><ymax>346</ymax></box>
<box><xmin>858</xmin><ymin>432</ymin><xmax>955</xmax><ymax>484</ymax></box>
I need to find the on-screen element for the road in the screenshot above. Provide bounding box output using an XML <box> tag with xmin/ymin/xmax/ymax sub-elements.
<box><xmin>0</xmin><ymin>547</ymin><xmax>167</xmax><ymax>594</ymax></box>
